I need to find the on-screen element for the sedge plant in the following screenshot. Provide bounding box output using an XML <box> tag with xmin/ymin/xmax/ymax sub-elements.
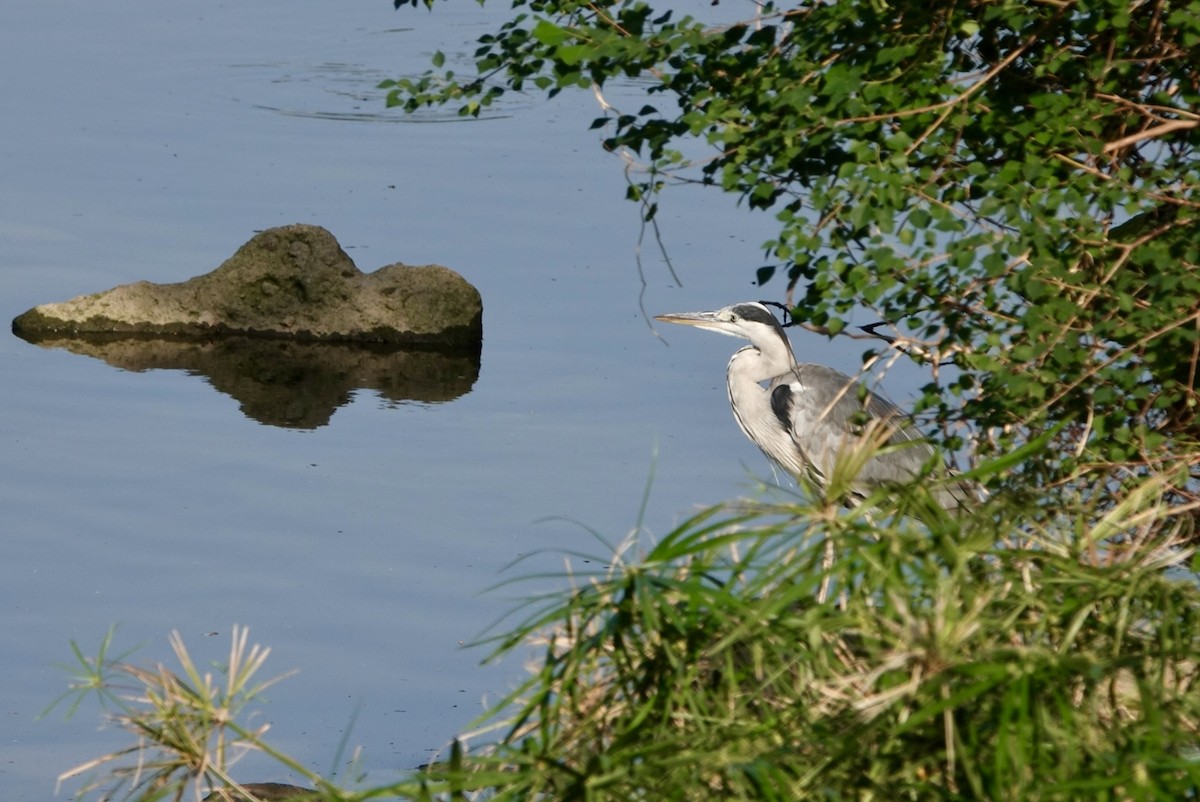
<box><xmin>49</xmin><ymin>625</ymin><xmax>342</xmax><ymax>802</ymax></box>
<box><xmin>54</xmin><ymin>444</ymin><xmax>1200</xmax><ymax>800</ymax></box>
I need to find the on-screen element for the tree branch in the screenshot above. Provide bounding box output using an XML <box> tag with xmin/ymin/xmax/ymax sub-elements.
<box><xmin>1102</xmin><ymin>119</ymin><xmax>1200</xmax><ymax>154</ymax></box>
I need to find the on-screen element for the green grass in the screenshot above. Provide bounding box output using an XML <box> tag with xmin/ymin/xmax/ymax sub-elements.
<box><xmin>50</xmin><ymin>626</ymin><xmax>340</xmax><ymax>801</ymax></box>
<box><xmin>413</xmin><ymin>488</ymin><xmax>1200</xmax><ymax>801</ymax></box>
<box><xmin>52</xmin><ymin>471</ymin><xmax>1200</xmax><ymax>801</ymax></box>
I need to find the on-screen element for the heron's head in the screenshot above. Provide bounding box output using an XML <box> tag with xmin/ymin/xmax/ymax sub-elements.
<box><xmin>655</xmin><ymin>302</ymin><xmax>789</xmax><ymax>349</ymax></box>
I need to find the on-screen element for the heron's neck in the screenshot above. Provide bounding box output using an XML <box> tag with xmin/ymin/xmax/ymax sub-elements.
<box><xmin>727</xmin><ymin>344</ymin><xmax>792</xmax><ymax>386</ymax></box>
<box><xmin>725</xmin><ymin>346</ymin><xmax>791</xmax><ymax>462</ymax></box>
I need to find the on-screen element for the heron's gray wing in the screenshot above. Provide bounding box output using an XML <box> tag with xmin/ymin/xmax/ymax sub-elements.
<box><xmin>789</xmin><ymin>365</ymin><xmax>977</xmax><ymax>508</ymax></box>
<box><xmin>767</xmin><ymin>381</ymin><xmax>831</xmax><ymax>489</ymax></box>
<box><xmin>775</xmin><ymin>364</ymin><xmax>941</xmax><ymax>491</ymax></box>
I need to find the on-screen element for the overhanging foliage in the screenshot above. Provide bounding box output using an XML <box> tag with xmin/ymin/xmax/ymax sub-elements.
<box><xmin>385</xmin><ymin>0</ymin><xmax>1200</xmax><ymax>510</ymax></box>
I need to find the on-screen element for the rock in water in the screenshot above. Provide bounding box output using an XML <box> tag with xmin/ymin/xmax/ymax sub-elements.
<box><xmin>12</xmin><ymin>224</ymin><xmax>482</xmax><ymax>349</ymax></box>
<box><xmin>202</xmin><ymin>782</ymin><xmax>317</xmax><ymax>801</ymax></box>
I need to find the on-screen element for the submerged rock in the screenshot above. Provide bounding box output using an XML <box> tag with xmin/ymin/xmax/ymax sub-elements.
<box><xmin>202</xmin><ymin>782</ymin><xmax>317</xmax><ymax>801</ymax></box>
<box><xmin>11</xmin><ymin>224</ymin><xmax>482</xmax><ymax>348</ymax></box>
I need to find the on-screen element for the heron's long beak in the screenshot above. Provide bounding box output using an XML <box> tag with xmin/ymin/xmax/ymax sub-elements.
<box><xmin>654</xmin><ymin>311</ymin><xmax>722</xmax><ymax>330</ymax></box>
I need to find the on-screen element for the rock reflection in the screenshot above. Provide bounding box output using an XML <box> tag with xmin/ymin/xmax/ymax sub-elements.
<box><xmin>18</xmin><ymin>334</ymin><xmax>481</xmax><ymax>429</ymax></box>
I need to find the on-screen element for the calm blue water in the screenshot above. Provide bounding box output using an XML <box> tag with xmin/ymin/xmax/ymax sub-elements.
<box><xmin>0</xmin><ymin>3</ymin><xmax>923</xmax><ymax>798</ymax></box>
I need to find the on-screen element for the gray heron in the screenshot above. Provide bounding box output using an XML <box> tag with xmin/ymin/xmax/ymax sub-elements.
<box><xmin>655</xmin><ymin>302</ymin><xmax>965</xmax><ymax>511</ymax></box>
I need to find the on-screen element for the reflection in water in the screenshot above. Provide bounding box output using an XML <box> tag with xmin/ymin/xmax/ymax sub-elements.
<box><xmin>250</xmin><ymin>102</ymin><xmax>513</xmax><ymax>123</ymax></box>
<box><xmin>17</xmin><ymin>334</ymin><xmax>481</xmax><ymax>429</ymax></box>
<box><xmin>231</xmin><ymin>56</ymin><xmax>524</xmax><ymax>123</ymax></box>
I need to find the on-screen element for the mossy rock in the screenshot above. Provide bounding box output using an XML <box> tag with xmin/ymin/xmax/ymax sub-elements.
<box><xmin>202</xmin><ymin>782</ymin><xmax>319</xmax><ymax>801</ymax></box>
<box><xmin>12</xmin><ymin>224</ymin><xmax>482</xmax><ymax>348</ymax></box>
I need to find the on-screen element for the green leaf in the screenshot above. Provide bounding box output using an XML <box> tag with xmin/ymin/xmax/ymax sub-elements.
<box><xmin>556</xmin><ymin>44</ymin><xmax>590</xmax><ymax>67</ymax></box>
<box><xmin>531</xmin><ymin>19</ymin><xmax>570</xmax><ymax>47</ymax></box>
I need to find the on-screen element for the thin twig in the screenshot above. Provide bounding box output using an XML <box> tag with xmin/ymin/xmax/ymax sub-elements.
<box><xmin>1102</xmin><ymin>118</ymin><xmax>1200</xmax><ymax>154</ymax></box>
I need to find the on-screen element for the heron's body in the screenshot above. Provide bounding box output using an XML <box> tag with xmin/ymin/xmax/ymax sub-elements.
<box><xmin>657</xmin><ymin>302</ymin><xmax>964</xmax><ymax>509</ymax></box>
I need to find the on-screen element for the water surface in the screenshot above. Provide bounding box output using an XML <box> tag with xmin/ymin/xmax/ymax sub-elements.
<box><xmin>0</xmin><ymin>3</ymin><xmax>911</xmax><ymax>797</ymax></box>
